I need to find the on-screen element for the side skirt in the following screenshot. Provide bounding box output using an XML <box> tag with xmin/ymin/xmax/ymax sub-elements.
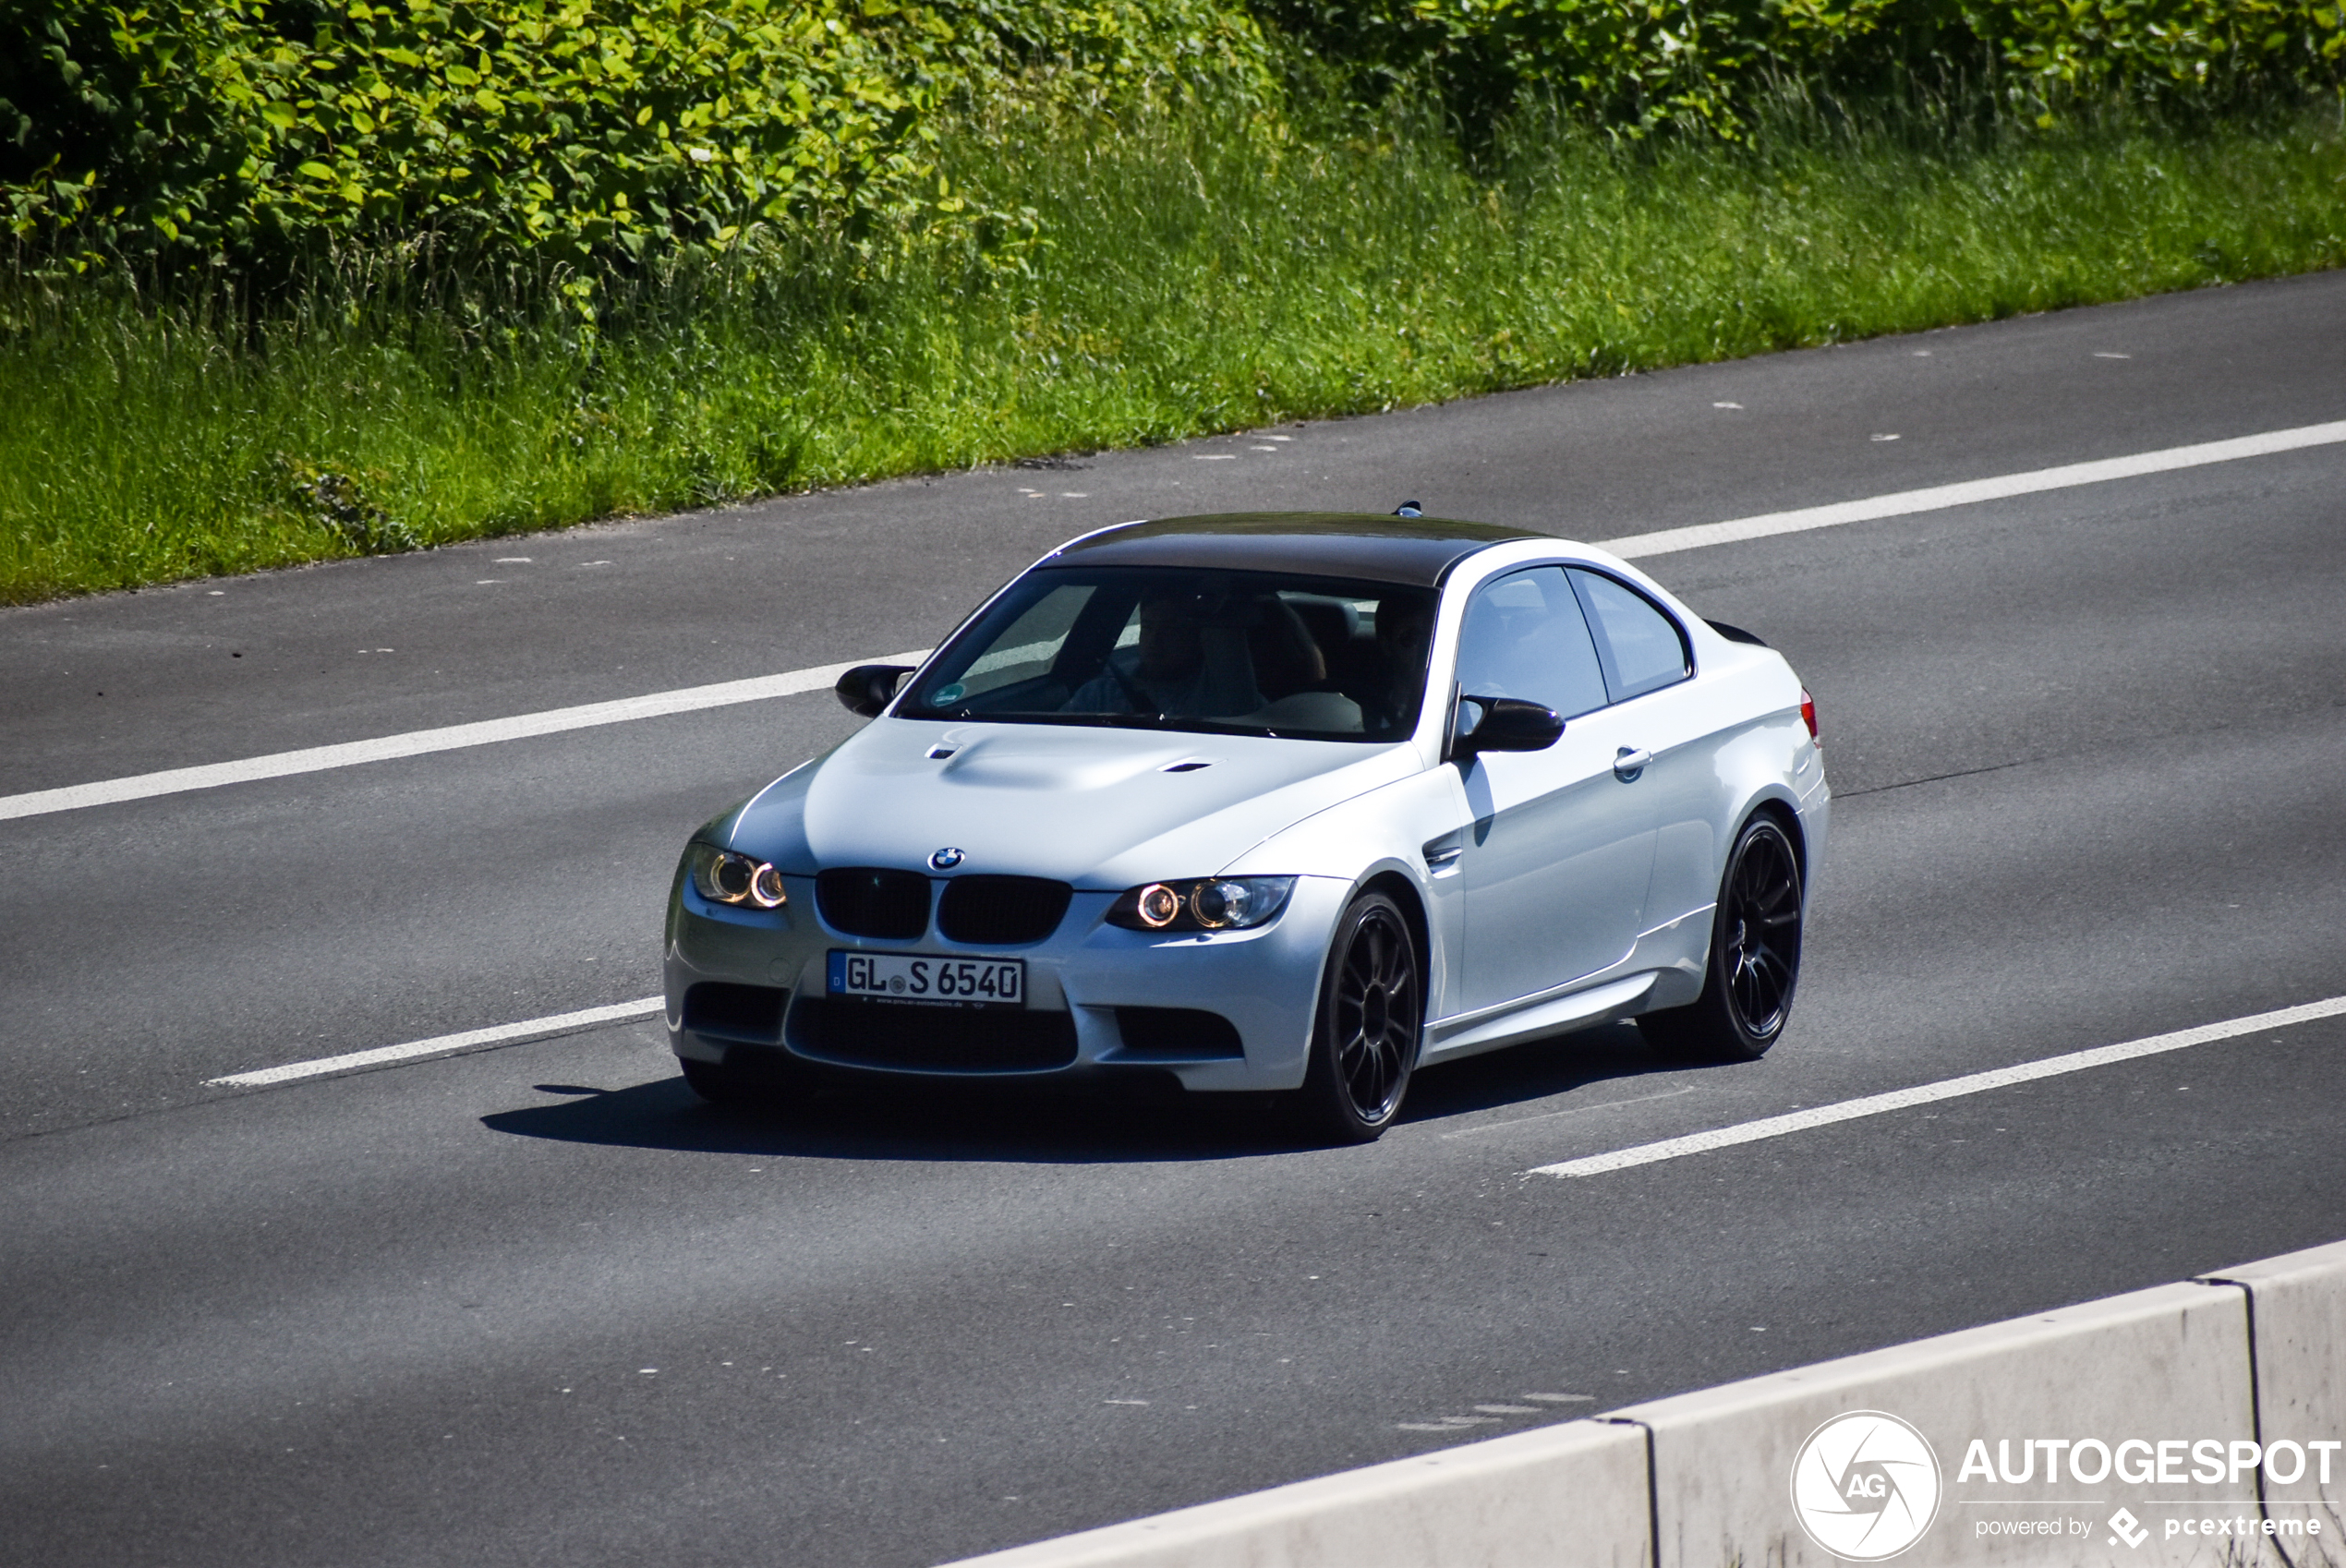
<box><xmin>1422</xmin><ymin>971</ymin><xmax>1658</xmax><ymax>1062</ymax></box>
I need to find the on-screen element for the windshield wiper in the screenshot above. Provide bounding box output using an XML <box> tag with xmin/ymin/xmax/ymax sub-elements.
<box><xmin>1070</xmin><ymin>712</ymin><xmax>1183</xmax><ymax>730</ymax></box>
<box><xmin>927</xmin><ymin>710</ymin><xmax>1289</xmax><ymax>736</ymax></box>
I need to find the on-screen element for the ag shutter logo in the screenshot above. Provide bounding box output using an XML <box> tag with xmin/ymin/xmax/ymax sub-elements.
<box><xmin>1791</xmin><ymin>1411</ymin><xmax>1944</xmax><ymax>1562</ymax></box>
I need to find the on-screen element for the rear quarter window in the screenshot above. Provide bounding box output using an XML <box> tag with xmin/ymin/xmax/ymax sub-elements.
<box><xmin>1568</xmin><ymin>569</ymin><xmax>1691</xmax><ymax>703</ymax></box>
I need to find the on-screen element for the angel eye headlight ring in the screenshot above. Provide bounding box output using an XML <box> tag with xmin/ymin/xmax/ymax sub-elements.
<box><xmin>1108</xmin><ymin>876</ymin><xmax>1295</xmax><ymax>934</ymax></box>
<box><xmin>710</xmin><ymin>854</ymin><xmax>753</xmax><ymax>901</ymax></box>
<box><xmin>1190</xmin><ymin>879</ymin><xmax>1252</xmax><ymax>928</ymax></box>
<box><xmin>690</xmin><ymin>845</ymin><xmax>788</xmax><ymax>910</ymax></box>
<box><xmin>1135</xmin><ymin>883</ymin><xmax>1182</xmax><ymax>929</ymax></box>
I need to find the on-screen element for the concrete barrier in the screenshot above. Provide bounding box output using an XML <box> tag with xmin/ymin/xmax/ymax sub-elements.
<box><xmin>941</xmin><ymin>1240</ymin><xmax>2346</xmax><ymax>1568</ymax></box>
<box><xmin>942</xmin><ymin>1417</ymin><xmax>1652</xmax><ymax>1568</ymax></box>
<box><xmin>1614</xmin><ymin>1281</ymin><xmax>2257</xmax><ymax>1567</ymax></box>
<box><xmin>2208</xmin><ymin>1239</ymin><xmax>2346</xmax><ymax>1567</ymax></box>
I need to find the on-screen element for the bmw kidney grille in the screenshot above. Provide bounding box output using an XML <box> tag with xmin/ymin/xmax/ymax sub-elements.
<box><xmin>816</xmin><ymin>868</ymin><xmax>933</xmax><ymax>939</ymax></box>
<box><xmin>937</xmin><ymin>876</ymin><xmax>1073</xmax><ymax>946</ymax></box>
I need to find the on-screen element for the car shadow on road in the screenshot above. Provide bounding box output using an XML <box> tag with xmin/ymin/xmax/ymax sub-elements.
<box><xmin>481</xmin><ymin>1072</ymin><xmax>1298</xmax><ymax>1163</ymax></box>
<box><xmin>482</xmin><ymin>1019</ymin><xmax>1707</xmax><ymax>1164</ymax></box>
<box><xmin>1400</xmin><ymin>1021</ymin><xmax>1697</xmax><ymax>1124</ymax></box>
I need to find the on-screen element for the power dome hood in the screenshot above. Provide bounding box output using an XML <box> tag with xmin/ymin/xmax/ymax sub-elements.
<box><xmin>728</xmin><ymin>719</ymin><xmax>1419</xmax><ymax>888</ymax></box>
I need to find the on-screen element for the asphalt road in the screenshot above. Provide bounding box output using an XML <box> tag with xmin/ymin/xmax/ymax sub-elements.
<box><xmin>3</xmin><ymin>271</ymin><xmax>2343</xmax><ymax>1567</ymax></box>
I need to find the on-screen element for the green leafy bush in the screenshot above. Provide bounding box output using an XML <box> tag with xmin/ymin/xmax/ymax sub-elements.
<box><xmin>1261</xmin><ymin>0</ymin><xmax>2346</xmax><ymax>136</ymax></box>
<box><xmin>5</xmin><ymin>0</ymin><xmax>2338</xmax><ymax>281</ymax></box>
<box><xmin>2</xmin><ymin>0</ymin><xmax>2341</xmax><ymax>604</ymax></box>
<box><xmin>0</xmin><ymin>0</ymin><xmax>1275</xmax><ymax>279</ymax></box>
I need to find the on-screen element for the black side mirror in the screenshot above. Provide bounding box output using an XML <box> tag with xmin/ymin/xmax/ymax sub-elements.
<box><xmin>835</xmin><ymin>663</ymin><xmax>913</xmax><ymax>718</ymax></box>
<box><xmin>1451</xmin><ymin>694</ymin><xmax>1565</xmax><ymax>759</ymax></box>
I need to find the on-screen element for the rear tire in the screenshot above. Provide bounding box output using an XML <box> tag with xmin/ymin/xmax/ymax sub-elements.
<box><xmin>1638</xmin><ymin>814</ymin><xmax>1804</xmax><ymax>1063</ymax></box>
<box><xmin>1291</xmin><ymin>891</ymin><xmax>1422</xmax><ymax>1144</ymax></box>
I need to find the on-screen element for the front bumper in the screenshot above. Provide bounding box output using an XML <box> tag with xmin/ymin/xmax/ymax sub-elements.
<box><xmin>664</xmin><ymin>873</ymin><xmax>1350</xmax><ymax>1092</ymax></box>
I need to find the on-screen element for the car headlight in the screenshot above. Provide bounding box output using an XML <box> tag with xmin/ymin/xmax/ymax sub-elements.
<box><xmin>687</xmin><ymin>843</ymin><xmax>788</xmax><ymax>910</ymax></box>
<box><xmin>1106</xmin><ymin>876</ymin><xmax>1295</xmax><ymax>933</ymax></box>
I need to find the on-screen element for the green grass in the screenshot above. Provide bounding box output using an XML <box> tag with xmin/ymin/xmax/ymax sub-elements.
<box><xmin>4</xmin><ymin>99</ymin><xmax>2343</xmax><ymax>604</ymax></box>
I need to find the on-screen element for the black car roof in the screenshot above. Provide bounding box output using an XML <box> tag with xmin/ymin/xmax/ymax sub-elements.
<box><xmin>1046</xmin><ymin>512</ymin><xmax>1545</xmax><ymax>587</ymax></box>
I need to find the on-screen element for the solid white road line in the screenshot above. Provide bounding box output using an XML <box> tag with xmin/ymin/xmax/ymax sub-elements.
<box><xmin>1603</xmin><ymin>420</ymin><xmax>2346</xmax><ymax>560</ymax></box>
<box><xmin>1530</xmin><ymin>995</ymin><xmax>2346</xmax><ymax>1178</ymax></box>
<box><xmin>11</xmin><ymin>417</ymin><xmax>2345</xmax><ymax>826</ymax></box>
<box><xmin>0</xmin><ymin>650</ymin><xmax>932</xmax><ymax>824</ymax></box>
<box><xmin>205</xmin><ymin>995</ymin><xmax>664</xmax><ymax>1088</ymax></box>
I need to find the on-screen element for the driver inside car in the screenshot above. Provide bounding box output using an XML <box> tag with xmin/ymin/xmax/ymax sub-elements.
<box><xmin>1063</xmin><ymin>586</ymin><xmax>1264</xmax><ymax>718</ymax></box>
<box><xmin>1367</xmin><ymin>593</ymin><xmax>1436</xmax><ymax>730</ymax></box>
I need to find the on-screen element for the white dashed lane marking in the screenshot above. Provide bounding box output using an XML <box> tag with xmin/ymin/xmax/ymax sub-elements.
<box><xmin>1397</xmin><ymin>1393</ymin><xmax>1594</xmax><ymax>1432</ymax></box>
<box><xmin>1</xmin><ymin>650</ymin><xmax>931</xmax><ymax>823</ymax></box>
<box><xmin>206</xmin><ymin>996</ymin><xmax>664</xmax><ymax>1088</ymax></box>
<box><xmin>10</xmin><ymin>418</ymin><xmax>2340</xmax><ymax>826</ymax></box>
<box><xmin>1601</xmin><ymin>418</ymin><xmax>2344</xmax><ymax>561</ymax></box>
<box><xmin>1529</xmin><ymin>995</ymin><xmax>2346</xmax><ymax>1178</ymax></box>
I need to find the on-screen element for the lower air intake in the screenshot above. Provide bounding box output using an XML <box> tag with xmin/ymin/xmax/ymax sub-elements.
<box><xmin>682</xmin><ymin>983</ymin><xmax>791</xmax><ymax>1042</ymax></box>
<box><xmin>1114</xmin><ymin>1007</ymin><xmax>1244</xmax><ymax>1060</ymax></box>
<box><xmin>789</xmin><ymin>998</ymin><xmax>1078</xmax><ymax>1072</ymax></box>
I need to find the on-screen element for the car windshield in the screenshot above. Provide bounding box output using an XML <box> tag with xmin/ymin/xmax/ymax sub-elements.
<box><xmin>898</xmin><ymin>566</ymin><xmax>1440</xmax><ymax>742</ymax></box>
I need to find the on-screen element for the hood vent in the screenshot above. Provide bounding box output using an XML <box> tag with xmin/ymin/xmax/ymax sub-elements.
<box><xmin>937</xmin><ymin>875</ymin><xmax>1073</xmax><ymax>946</ymax></box>
<box><xmin>816</xmin><ymin>868</ymin><xmax>931</xmax><ymax>940</ymax></box>
<box><xmin>1162</xmin><ymin>759</ymin><xmax>1215</xmax><ymax>774</ymax></box>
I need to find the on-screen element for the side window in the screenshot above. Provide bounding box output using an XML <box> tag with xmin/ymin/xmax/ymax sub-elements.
<box><xmin>1455</xmin><ymin>567</ymin><xmax>1609</xmax><ymax>718</ymax></box>
<box><xmin>1568</xmin><ymin>569</ymin><xmax>1691</xmax><ymax>703</ymax></box>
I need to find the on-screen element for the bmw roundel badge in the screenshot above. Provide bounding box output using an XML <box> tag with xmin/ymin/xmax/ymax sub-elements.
<box><xmin>929</xmin><ymin>848</ymin><xmax>965</xmax><ymax>871</ymax></box>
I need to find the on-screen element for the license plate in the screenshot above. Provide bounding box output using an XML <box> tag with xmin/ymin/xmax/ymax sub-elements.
<box><xmin>827</xmin><ymin>951</ymin><xmax>1026</xmax><ymax>1008</ymax></box>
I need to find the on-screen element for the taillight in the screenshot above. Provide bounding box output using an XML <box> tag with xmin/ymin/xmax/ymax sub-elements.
<box><xmin>1799</xmin><ymin>688</ymin><xmax>1820</xmax><ymax>744</ymax></box>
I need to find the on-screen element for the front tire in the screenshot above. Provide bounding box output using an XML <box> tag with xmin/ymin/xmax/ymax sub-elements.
<box><xmin>1292</xmin><ymin>891</ymin><xmax>1422</xmax><ymax>1143</ymax></box>
<box><xmin>1639</xmin><ymin>814</ymin><xmax>1804</xmax><ymax>1062</ymax></box>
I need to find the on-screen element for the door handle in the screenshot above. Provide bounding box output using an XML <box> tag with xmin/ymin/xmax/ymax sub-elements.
<box><xmin>1614</xmin><ymin>747</ymin><xmax>1651</xmax><ymax>781</ymax></box>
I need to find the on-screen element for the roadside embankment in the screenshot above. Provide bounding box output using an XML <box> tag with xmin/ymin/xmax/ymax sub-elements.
<box><xmin>8</xmin><ymin>0</ymin><xmax>2345</xmax><ymax>604</ymax></box>
<box><xmin>6</xmin><ymin>103</ymin><xmax>2344</xmax><ymax>606</ymax></box>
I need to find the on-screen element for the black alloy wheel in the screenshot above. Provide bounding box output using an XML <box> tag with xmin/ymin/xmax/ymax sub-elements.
<box><xmin>1721</xmin><ymin>818</ymin><xmax>1803</xmax><ymax>1037</ymax></box>
<box><xmin>1639</xmin><ymin>814</ymin><xmax>1804</xmax><ymax>1062</ymax></box>
<box><xmin>1296</xmin><ymin>891</ymin><xmax>1421</xmax><ymax>1142</ymax></box>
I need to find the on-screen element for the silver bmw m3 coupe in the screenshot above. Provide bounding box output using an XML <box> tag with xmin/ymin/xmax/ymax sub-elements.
<box><xmin>664</xmin><ymin>512</ymin><xmax>1829</xmax><ymax>1140</ymax></box>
